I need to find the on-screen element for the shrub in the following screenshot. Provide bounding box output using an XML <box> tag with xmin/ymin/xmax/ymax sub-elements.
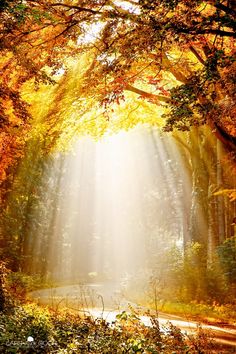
<box><xmin>146</xmin><ymin>243</ymin><xmax>230</xmax><ymax>306</ymax></box>
<box><xmin>0</xmin><ymin>303</ymin><xmax>216</xmax><ymax>353</ymax></box>
<box><xmin>6</xmin><ymin>272</ymin><xmax>42</xmax><ymax>300</ymax></box>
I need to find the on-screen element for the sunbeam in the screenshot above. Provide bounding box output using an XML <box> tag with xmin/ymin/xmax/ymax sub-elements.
<box><xmin>26</xmin><ymin>126</ymin><xmax>193</xmax><ymax>290</ymax></box>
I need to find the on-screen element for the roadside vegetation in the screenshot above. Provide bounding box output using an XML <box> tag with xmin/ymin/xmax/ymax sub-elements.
<box><xmin>124</xmin><ymin>241</ymin><xmax>236</xmax><ymax>324</ymax></box>
<box><xmin>1</xmin><ymin>241</ymin><xmax>236</xmax><ymax>353</ymax></box>
<box><xmin>0</xmin><ymin>297</ymin><xmax>221</xmax><ymax>353</ymax></box>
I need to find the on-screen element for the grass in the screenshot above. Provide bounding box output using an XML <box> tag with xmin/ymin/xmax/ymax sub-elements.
<box><xmin>152</xmin><ymin>301</ymin><xmax>236</xmax><ymax>325</ymax></box>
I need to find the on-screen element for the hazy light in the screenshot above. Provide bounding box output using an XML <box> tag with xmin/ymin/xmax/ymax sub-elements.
<box><xmin>76</xmin><ymin>1</ymin><xmax>140</xmax><ymax>46</ymax></box>
<box><xmin>26</xmin><ymin>125</ymin><xmax>200</xmax><ymax>289</ymax></box>
<box><xmin>77</xmin><ymin>22</ymin><xmax>105</xmax><ymax>45</ymax></box>
<box><xmin>113</xmin><ymin>0</ymin><xmax>140</xmax><ymax>14</ymax></box>
<box><xmin>54</xmin><ymin>67</ymin><xmax>65</xmax><ymax>76</ymax></box>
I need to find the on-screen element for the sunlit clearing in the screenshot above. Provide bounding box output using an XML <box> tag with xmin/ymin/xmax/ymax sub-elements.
<box><xmin>25</xmin><ymin>125</ymin><xmax>198</xmax><ymax>306</ymax></box>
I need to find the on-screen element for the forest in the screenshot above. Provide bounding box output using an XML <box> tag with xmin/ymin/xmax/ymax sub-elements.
<box><xmin>0</xmin><ymin>0</ymin><xmax>236</xmax><ymax>353</ymax></box>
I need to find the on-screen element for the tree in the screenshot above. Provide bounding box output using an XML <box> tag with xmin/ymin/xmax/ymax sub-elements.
<box><xmin>0</xmin><ymin>1</ymin><xmax>235</xmax><ymax>262</ymax></box>
<box><xmin>0</xmin><ymin>0</ymin><xmax>235</xmax><ymax>153</ymax></box>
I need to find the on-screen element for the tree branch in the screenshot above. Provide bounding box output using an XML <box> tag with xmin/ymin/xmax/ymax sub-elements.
<box><xmin>197</xmin><ymin>28</ymin><xmax>236</xmax><ymax>37</ymax></box>
<box><xmin>161</xmin><ymin>52</ymin><xmax>188</xmax><ymax>83</ymax></box>
<box><xmin>208</xmin><ymin>1</ymin><xmax>236</xmax><ymax>16</ymax></box>
<box><xmin>189</xmin><ymin>45</ymin><xmax>206</xmax><ymax>65</ymax></box>
<box><xmin>33</xmin><ymin>21</ymin><xmax>78</xmax><ymax>47</ymax></box>
<box><xmin>125</xmin><ymin>83</ymin><xmax>171</xmax><ymax>103</ymax></box>
<box><xmin>49</xmin><ymin>3</ymin><xmax>102</xmax><ymax>15</ymax></box>
<box><xmin>180</xmin><ymin>27</ymin><xmax>236</xmax><ymax>37</ymax></box>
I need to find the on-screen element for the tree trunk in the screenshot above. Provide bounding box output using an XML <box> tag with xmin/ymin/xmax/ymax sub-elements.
<box><xmin>216</xmin><ymin>140</ymin><xmax>225</xmax><ymax>244</ymax></box>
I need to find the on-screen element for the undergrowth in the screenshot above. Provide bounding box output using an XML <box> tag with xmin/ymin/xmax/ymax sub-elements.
<box><xmin>124</xmin><ymin>241</ymin><xmax>236</xmax><ymax>324</ymax></box>
<box><xmin>0</xmin><ymin>303</ymin><xmax>223</xmax><ymax>354</ymax></box>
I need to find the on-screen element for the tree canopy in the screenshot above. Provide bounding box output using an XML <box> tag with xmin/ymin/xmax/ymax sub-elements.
<box><xmin>0</xmin><ymin>0</ymin><xmax>235</xmax><ymax>195</ymax></box>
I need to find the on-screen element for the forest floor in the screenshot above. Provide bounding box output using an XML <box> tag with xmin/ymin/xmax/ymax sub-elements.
<box><xmin>29</xmin><ymin>283</ymin><xmax>236</xmax><ymax>351</ymax></box>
